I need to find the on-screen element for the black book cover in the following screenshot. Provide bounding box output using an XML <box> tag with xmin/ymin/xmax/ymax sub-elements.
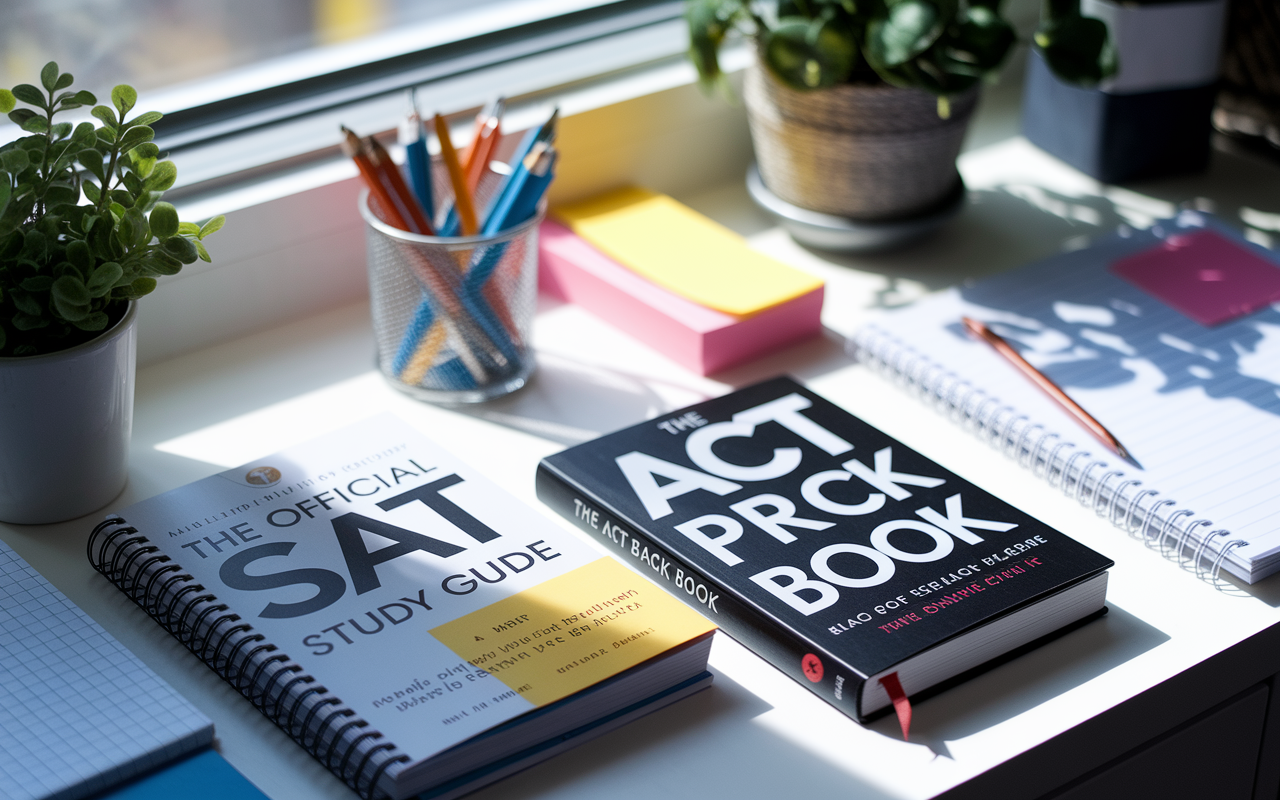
<box><xmin>536</xmin><ymin>377</ymin><xmax>1113</xmax><ymax>721</ymax></box>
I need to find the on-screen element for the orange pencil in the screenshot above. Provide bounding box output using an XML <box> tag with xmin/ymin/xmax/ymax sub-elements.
<box><xmin>366</xmin><ymin>136</ymin><xmax>433</xmax><ymax>235</ymax></box>
<box><xmin>433</xmin><ymin>113</ymin><xmax>478</xmax><ymax>236</ymax></box>
<box><xmin>464</xmin><ymin>99</ymin><xmax>504</xmax><ymax>196</ymax></box>
<box><xmin>962</xmin><ymin>316</ymin><xmax>1138</xmax><ymax>467</ymax></box>
<box><xmin>340</xmin><ymin>126</ymin><xmax>409</xmax><ymax>231</ymax></box>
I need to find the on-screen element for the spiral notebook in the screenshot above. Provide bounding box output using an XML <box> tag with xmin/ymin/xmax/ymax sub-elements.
<box><xmin>851</xmin><ymin>211</ymin><xmax>1280</xmax><ymax>584</ymax></box>
<box><xmin>87</xmin><ymin>414</ymin><xmax>716</xmax><ymax>800</ymax></box>
<box><xmin>0</xmin><ymin>539</ymin><xmax>213</xmax><ymax>800</ymax></box>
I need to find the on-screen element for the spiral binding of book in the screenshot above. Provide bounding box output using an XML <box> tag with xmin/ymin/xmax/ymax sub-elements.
<box><xmin>88</xmin><ymin>517</ymin><xmax>408</xmax><ymax>800</ymax></box>
<box><xmin>852</xmin><ymin>327</ymin><xmax>1248</xmax><ymax>582</ymax></box>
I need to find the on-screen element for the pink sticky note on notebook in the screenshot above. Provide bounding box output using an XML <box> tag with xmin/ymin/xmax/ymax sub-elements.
<box><xmin>1110</xmin><ymin>230</ymin><xmax>1280</xmax><ymax>326</ymax></box>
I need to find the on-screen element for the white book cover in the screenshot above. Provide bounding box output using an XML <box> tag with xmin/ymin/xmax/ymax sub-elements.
<box><xmin>93</xmin><ymin>414</ymin><xmax>714</xmax><ymax>798</ymax></box>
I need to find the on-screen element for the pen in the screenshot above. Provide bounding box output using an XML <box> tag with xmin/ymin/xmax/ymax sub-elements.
<box><xmin>961</xmin><ymin>317</ymin><xmax>1138</xmax><ymax>467</ymax></box>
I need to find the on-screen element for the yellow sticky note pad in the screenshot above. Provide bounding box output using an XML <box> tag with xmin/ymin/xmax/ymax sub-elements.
<box><xmin>430</xmin><ymin>558</ymin><xmax>715</xmax><ymax>708</ymax></box>
<box><xmin>554</xmin><ymin>187</ymin><xmax>823</xmax><ymax>316</ymax></box>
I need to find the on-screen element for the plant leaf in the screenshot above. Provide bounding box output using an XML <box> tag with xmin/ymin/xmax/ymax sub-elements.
<box><xmin>123</xmin><ymin>276</ymin><xmax>157</xmax><ymax>299</ymax></box>
<box><xmin>66</xmin><ymin>239</ymin><xmax>93</xmax><ymax>271</ymax></box>
<box><xmin>1</xmin><ymin>148</ymin><xmax>29</xmax><ymax>172</ymax></box>
<box><xmin>8</xmin><ymin>108</ymin><xmax>36</xmax><ymax>127</ymax></box>
<box><xmin>764</xmin><ymin>16</ymin><xmax>857</xmax><ymax>89</ymax></box>
<box><xmin>0</xmin><ymin>90</ymin><xmax>14</xmax><ymax>115</ymax></box>
<box><xmin>0</xmin><ymin>178</ymin><xmax>9</xmax><ymax>218</ymax></box>
<box><xmin>685</xmin><ymin>0</ymin><xmax>744</xmax><ymax>91</ymax></box>
<box><xmin>149</xmin><ymin>202</ymin><xmax>179</xmax><ymax>238</ymax></box>
<box><xmin>144</xmin><ymin>160</ymin><xmax>177</xmax><ymax>192</ymax></box>
<box><xmin>91</xmin><ymin>105</ymin><xmax>118</xmax><ymax>130</ymax></box>
<box><xmin>87</xmin><ymin>262</ymin><xmax>123</xmax><ymax>297</ymax></box>
<box><xmin>162</xmin><ymin>236</ymin><xmax>199</xmax><ymax>264</ymax></box>
<box><xmin>54</xmin><ymin>73</ymin><xmax>74</xmax><ymax>91</ymax></box>
<box><xmin>12</xmin><ymin>84</ymin><xmax>46</xmax><ymax>108</ymax></box>
<box><xmin>130</xmin><ymin>110</ymin><xmax>163</xmax><ymax>127</ymax></box>
<box><xmin>40</xmin><ymin>62</ymin><xmax>59</xmax><ymax>92</ymax></box>
<box><xmin>20</xmin><ymin>275</ymin><xmax>53</xmax><ymax>292</ymax></box>
<box><xmin>52</xmin><ymin>274</ymin><xmax>90</xmax><ymax>306</ymax></box>
<box><xmin>82</xmin><ymin>181</ymin><xmax>101</xmax><ymax>204</ymax></box>
<box><xmin>194</xmin><ymin>239</ymin><xmax>211</xmax><ymax>262</ymax></box>
<box><xmin>78</xmin><ymin>148</ymin><xmax>105</xmax><ymax>183</ymax></box>
<box><xmin>111</xmin><ymin>85</ymin><xmax>137</xmax><ymax>118</ymax></box>
<box><xmin>198</xmin><ymin>215</ymin><xmax>225</xmax><ymax>238</ymax></box>
<box><xmin>865</xmin><ymin>0</ymin><xmax>944</xmax><ymax>68</ymax></box>
<box><xmin>52</xmin><ymin>294</ymin><xmax>90</xmax><ymax>322</ymax></box>
<box><xmin>43</xmin><ymin>184</ymin><xmax>78</xmax><ymax>208</ymax></box>
<box><xmin>117</xmin><ymin>125</ymin><xmax>153</xmax><ymax>155</ymax></box>
<box><xmin>146</xmin><ymin>251</ymin><xmax>184</xmax><ymax>276</ymax></box>
<box><xmin>13</xmin><ymin>290</ymin><xmax>42</xmax><ymax>316</ymax></box>
<box><xmin>71</xmin><ymin>121</ymin><xmax>96</xmax><ymax>146</ymax></box>
<box><xmin>72</xmin><ymin>311</ymin><xmax>109</xmax><ymax>331</ymax></box>
<box><xmin>13</xmin><ymin>312</ymin><xmax>48</xmax><ymax>331</ymax></box>
<box><xmin>21</xmin><ymin>115</ymin><xmax>49</xmax><ymax>134</ymax></box>
<box><xmin>177</xmin><ymin>221</ymin><xmax>200</xmax><ymax>235</ymax></box>
<box><xmin>1035</xmin><ymin>13</ymin><xmax>1116</xmax><ymax>85</ymax></box>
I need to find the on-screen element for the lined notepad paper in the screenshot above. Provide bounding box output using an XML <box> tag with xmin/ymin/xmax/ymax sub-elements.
<box><xmin>0</xmin><ymin>540</ymin><xmax>213</xmax><ymax>800</ymax></box>
<box><xmin>853</xmin><ymin>212</ymin><xmax>1280</xmax><ymax>583</ymax></box>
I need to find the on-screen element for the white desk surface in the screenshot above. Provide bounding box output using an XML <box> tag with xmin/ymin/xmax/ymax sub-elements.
<box><xmin>4</xmin><ymin>135</ymin><xmax>1280</xmax><ymax>800</ymax></box>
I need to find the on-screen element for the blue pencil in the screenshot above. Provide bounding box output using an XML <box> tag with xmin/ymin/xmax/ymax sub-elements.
<box><xmin>401</xmin><ymin>113</ymin><xmax>433</xmax><ymax>227</ymax></box>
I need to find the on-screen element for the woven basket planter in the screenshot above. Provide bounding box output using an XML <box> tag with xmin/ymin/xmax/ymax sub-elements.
<box><xmin>744</xmin><ymin>61</ymin><xmax>978</xmax><ymax>221</ymax></box>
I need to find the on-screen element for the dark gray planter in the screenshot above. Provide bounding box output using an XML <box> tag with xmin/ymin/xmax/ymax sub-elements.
<box><xmin>1022</xmin><ymin>0</ymin><xmax>1227</xmax><ymax>183</ymax></box>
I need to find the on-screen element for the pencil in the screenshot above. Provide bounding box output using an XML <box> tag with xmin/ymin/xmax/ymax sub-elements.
<box><xmin>961</xmin><ymin>316</ymin><xmax>1139</xmax><ymax>467</ymax></box>
<box><xmin>464</xmin><ymin>98</ymin><xmax>504</xmax><ymax>196</ymax></box>
<box><xmin>366</xmin><ymin>136</ymin><xmax>434</xmax><ymax>235</ymax></box>
<box><xmin>433</xmin><ymin>113</ymin><xmax>478</xmax><ymax>236</ymax></box>
<box><xmin>401</xmin><ymin>107</ymin><xmax>434</xmax><ymax>224</ymax></box>
<box><xmin>341</xmin><ymin>126</ymin><xmax>409</xmax><ymax>231</ymax></box>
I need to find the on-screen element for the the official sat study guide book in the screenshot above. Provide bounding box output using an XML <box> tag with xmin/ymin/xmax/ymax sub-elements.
<box><xmin>537</xmin><ymin>377</ymin><xmax>1112</xmax><ymax>724</ymax></box>
<box><xmin>88</xmin><ymin>415</ymin><xmax>716</xmax><ymax>800</ymax></box>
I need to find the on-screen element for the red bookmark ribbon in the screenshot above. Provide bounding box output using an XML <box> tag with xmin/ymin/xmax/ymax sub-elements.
<box><xmin>879</xmin><ymin>672</ymin><xmax>912</xmax><ymax>741</ymax></box>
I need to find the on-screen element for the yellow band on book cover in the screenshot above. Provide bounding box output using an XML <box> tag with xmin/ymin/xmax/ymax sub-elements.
<box><xmin>431</xmin><ymin>557</ymin><xmax>716</xmax><ymax>707</ymax></box>
<box><xmin>553</xmin><ymin>187</ymin><xmax>823</xmax><ymax>316</ymax></box>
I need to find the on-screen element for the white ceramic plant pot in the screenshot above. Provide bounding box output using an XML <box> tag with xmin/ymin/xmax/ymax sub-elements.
<box><xmin>0</xmin><ymin>302</ymin><xmax>137</xmax><ymax>524</ymax></box>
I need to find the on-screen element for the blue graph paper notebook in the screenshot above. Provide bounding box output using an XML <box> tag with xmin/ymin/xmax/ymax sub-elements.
<box><xmin>0</xmin><ymin>539</ymin><xmax>214</xmax><ymax>800</ymax></box>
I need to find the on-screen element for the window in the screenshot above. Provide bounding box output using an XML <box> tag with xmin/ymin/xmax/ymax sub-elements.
<box><xmin>1</xmin><ymin>0</ymin><xmax>688</xmax><ymax>189</ymax></box>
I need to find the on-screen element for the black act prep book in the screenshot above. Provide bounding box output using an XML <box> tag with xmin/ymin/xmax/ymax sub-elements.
<box><xmin>536</xmin><ymin>377</ymin><xmax>1113</xmax><ymax>723</ymax></box>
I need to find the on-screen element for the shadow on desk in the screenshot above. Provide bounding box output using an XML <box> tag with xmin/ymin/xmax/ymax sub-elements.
<box><xmin>458</xmin><ymin>333</ymin><xmax>852</xmax><ymax>445</ymax></box>
<box><xmin>468</xmin><ymin>666</ymin><xmax>906</xmax><ymax>800</ymax></box>
<box><xmin>870</xmin><ymin>603</ymin><xmax>1168</xmax><ymax>756</ymax></box>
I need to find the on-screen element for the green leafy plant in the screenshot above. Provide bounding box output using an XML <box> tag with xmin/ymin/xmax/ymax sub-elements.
<box><xmin>0</xmin><ymin>62</ymin><xmax>224</xmax><ymax>357</ymax></box>
<box><xmin>688</xmin><ymin>0</ymin><xmax>1115</xmax><ymax>115</ymax></box>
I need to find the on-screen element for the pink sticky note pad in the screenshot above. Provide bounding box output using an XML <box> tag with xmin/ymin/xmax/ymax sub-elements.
<box><xmin>1110</xmin><ymin>230</ymin><xmax>1280</xmax><ymax>326</ymax></box>
<box><xmin>538</xmin><ymin>220</ymin><xmax>823</xmax><ymax>375</ymax></box>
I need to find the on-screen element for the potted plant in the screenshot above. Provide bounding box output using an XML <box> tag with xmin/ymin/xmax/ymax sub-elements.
<box><xmin>0</xmin><ymin>62</ymin><xmax>224</xmax><ymax>524</ymax></box>
<box><xmin>687</xmin><ymin>0</ymin><xmax>1115</xmax><ymax>230</ymax></box>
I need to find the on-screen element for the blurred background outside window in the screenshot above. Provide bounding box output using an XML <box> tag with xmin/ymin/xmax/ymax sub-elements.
<box><xmin>0</xmin><ymin>0</ymin><xmax>571</xmax><ymax>97</ymax></box>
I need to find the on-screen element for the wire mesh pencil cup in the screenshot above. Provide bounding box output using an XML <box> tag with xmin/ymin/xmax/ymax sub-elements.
<box><xmin>361</xmin><ymin>190</ymin><xmax>540</xmax><ymax>403</ymax></box>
